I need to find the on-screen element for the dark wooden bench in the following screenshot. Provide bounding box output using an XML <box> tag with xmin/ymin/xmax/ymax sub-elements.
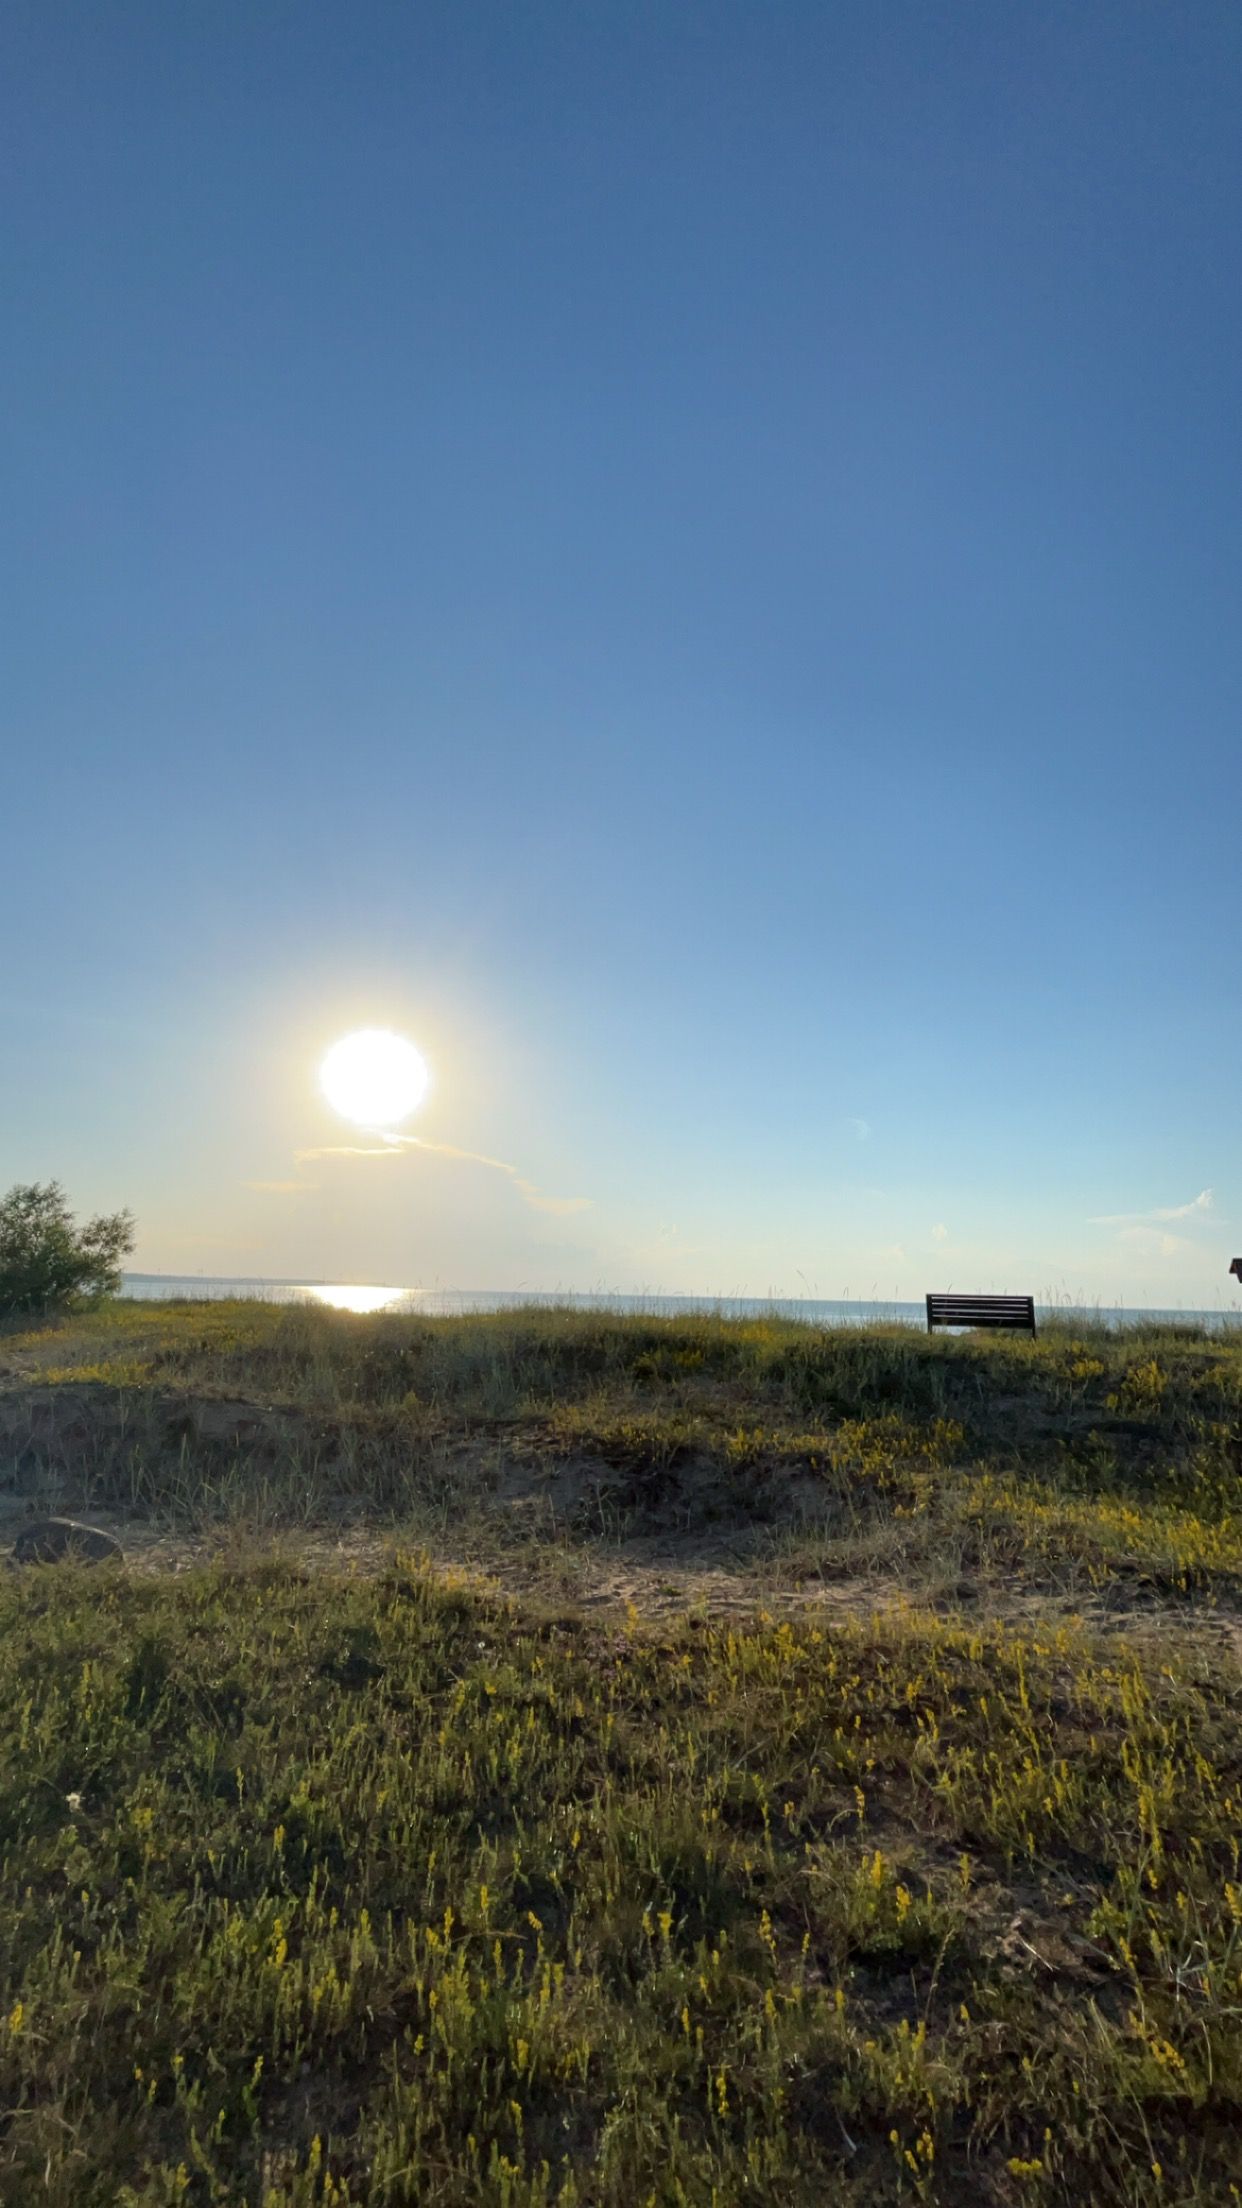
<box><xmin>926</xmin><ymin>1293</ymin><xmax>1036</xmax><ymax>1337</ymax></box>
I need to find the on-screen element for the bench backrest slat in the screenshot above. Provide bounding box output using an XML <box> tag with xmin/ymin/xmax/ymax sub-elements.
<box><xmin>926</xmin><ymin>1293</ymin><xmax>1036</xmax><ymax>1336</ymax></box>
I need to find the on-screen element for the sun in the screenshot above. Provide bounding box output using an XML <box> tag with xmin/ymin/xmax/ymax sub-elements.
<box><xmin>319</xmin><ymin>1029</ymin><xmax>430</xmax><ymax>1129</ymax></box>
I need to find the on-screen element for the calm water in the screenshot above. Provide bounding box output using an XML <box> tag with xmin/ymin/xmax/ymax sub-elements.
<box><xmin>121</xmin><ymin>1276</ymin><xmax>1242</xmax><ymax>1330</ymax></box>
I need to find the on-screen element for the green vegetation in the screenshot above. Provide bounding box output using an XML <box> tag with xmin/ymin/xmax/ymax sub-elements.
<box><xmin>2</xmin><ymin>1301</ymin><xmax>1242</xmax><ymax>2201</ymax></box>
<box><xmin>4</xmin><ymin>1557</ymin><xmax>1242</xmax><ymax>2205</ymax></box>
<box><xmin>0</xmin><ymin>1182</ymin><xmax>135</xmax><ymax>1317</ymax></box>
<box><xmin>4</xmin><ymin>1298</ymin><xmax>1242</xmax><ymax>1611</ymax></box>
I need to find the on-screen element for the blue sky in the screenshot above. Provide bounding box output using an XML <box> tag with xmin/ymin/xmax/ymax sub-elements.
<box><xmin>3</xmin><ymin>0</ymin><xmax>1239</xmax><ymax>1304</ymax></box>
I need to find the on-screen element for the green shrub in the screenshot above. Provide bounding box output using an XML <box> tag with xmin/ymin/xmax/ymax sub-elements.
<box><xmin>0</xmin><ymin>1181</ymin><xmax>134</xmax><ymax>1317</ymax></box>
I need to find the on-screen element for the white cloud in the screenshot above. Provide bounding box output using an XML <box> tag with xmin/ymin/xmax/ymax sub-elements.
<box><xmin>1089</xmin><ymin>1189</ymin><xmax>1214</xmax><ymax>1227</ymax></box>
<box><xmin>295</xmin><ymin>1134</ymin><xmax>591</xmax><ymax>1216</ymax></box>
<box><xmin>931</xmin><ymin>1222</ymin><xmax>949</xmax><ymax>1242</ymax></box>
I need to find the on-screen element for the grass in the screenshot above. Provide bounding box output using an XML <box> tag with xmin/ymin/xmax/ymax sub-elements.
<box><xmin>2</xmin><ymin>1301</ymin><xmax>1242</xmax><ymax>2200</ymax></box>
<box><xmin>4</xmin><ymin>1298</ymin><xmax>1242</xmax><ymax>1605</ymax></box>
<box><xmin>4</xmin><ymin>1560</ymin><xmax>1242</xmax><ymax>2204</ymax></box>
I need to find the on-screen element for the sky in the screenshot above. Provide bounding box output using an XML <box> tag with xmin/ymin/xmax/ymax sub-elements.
<box><xmin>3</xmin><ymin>0</ymin><xmax>1240</xmax><ymax>1307</ymax></box>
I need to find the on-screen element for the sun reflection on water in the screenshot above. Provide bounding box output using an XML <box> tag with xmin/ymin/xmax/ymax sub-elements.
<box><xmin>300</xmin><ymin>1283</ymin><xmax>409</xmax><ymax>1315</ymax></box>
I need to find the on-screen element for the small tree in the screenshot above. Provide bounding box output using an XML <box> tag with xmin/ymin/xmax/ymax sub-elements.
<box><xmin>0</xmin><ymin>1182</ymin><xmax>135</xmax><ymax>1316</ymax></box>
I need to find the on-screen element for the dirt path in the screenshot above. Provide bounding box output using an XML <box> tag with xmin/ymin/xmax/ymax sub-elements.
<box><xmin>5</xmin><ymin>1493</ymin><xmax>1241</xmax><ymax>1674</ymax></box>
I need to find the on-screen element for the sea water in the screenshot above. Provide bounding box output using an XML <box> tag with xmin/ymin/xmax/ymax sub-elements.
<box><xmin>120</xmin><ymin>1276</ymin><xmax>1242</xmax><ymax>1330</ymax></box>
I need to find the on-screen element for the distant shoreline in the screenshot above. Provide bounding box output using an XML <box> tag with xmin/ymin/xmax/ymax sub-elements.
<box><xmin>124</xmin><ymin>1271</ymin><xmax>327</xmax><ymax>1287</ymax></box>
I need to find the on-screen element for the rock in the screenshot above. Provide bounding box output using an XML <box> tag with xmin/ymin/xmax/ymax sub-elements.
<box><xmin>9</xmin><ymin>1517</ymin><xmax>124</xmax><ymax>1566</ymax></box>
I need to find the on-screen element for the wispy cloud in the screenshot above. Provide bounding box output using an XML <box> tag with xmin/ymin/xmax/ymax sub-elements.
<box><xmin>1089</xmin><ymin>1189</ymin><xmax>1214</xmax><ymax>1227</ymax></box>
<box><xmin>848</xmin><ymin>1117</ymin><xmax>871</xmax><ymax>1142</ymax></box>
<box><xmin>296</xmin><ymin>1142</ymin><xmax>407</xmax><ymax>1160</ymax></box>
<box><xmin>295</xmin><ymin>1133</ymin><xmax>591</xmax><ymax>1216</ymax></box>
<box><xmin>930</xmin><ymin>1222</ymin><xmax>949</xmax><ymax>1243</ymax></box>
<box><xmin>1114</xmin><ymin>1226</ymin><xmax>1192</xmax><ymax>1260</ymax></box>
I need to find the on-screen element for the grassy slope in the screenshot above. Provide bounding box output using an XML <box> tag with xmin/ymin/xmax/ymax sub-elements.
<box><xmin>2</xmin><ymin>1303</ymin><xmax>1242</xmax><ymax>2204</ymax></box>
<box><xmin>4</xmin><ymin>1298</ymin><xmax>1242</xmax><ymax>1604</ymax></box>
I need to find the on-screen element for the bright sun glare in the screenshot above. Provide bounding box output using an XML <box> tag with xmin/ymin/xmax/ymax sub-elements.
<box><xmin>319</xmin><ymin>1028</ymin><xmax>430</xmax><ymax>1130</ymax></box>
